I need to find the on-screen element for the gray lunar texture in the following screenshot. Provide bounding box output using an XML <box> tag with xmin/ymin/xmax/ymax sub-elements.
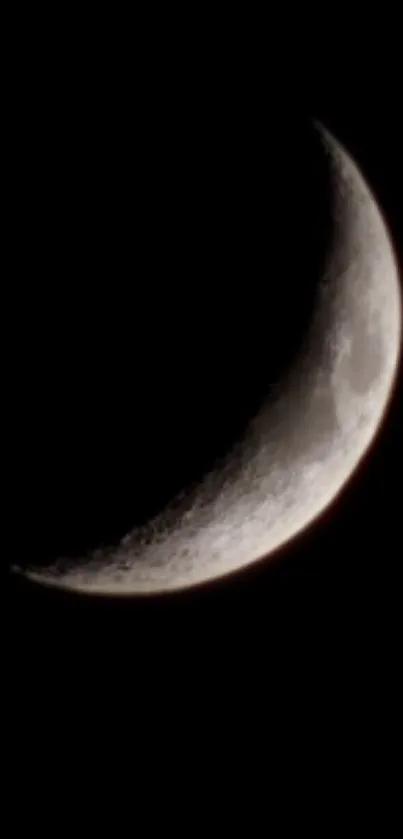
<box><xmin>14</xmin><ymin>123</ymin><xmax>402</xmax><ymax>594</ymax></box>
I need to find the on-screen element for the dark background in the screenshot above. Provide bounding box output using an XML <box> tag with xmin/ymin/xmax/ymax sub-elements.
<box><xmin>4</xmin><ymin>38</ymin><xmax>402</xmax><ymax>691</ymax></box>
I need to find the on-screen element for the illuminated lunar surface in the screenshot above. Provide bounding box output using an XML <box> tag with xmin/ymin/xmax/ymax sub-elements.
<box><xmin>13</xmin><ymin>124</ymin><xmax>401</xmax><ymax>595</ymax></box>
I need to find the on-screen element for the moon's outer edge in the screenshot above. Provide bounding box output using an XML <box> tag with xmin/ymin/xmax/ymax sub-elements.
<box><xmin>14</xmin><ymin>122</ymin><xmax>402</xmax><ymax>596</ymax></box>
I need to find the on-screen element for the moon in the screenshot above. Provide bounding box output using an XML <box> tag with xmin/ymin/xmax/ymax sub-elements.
<box><xmin>12</xmin><ymin>122</ymin><xmax>401</xmax><ymax>595</ymax></box>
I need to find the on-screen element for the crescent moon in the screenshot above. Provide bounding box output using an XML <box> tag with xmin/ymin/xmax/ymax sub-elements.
<box><xmin>13</xmin><ymin>123</ymin><xmax>401</xmax><ymax>595</ymax></box>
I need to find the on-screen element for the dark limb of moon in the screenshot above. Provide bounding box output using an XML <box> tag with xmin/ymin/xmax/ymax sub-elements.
<box><xmin>8</xmin><ymin>120</ymin><xmax>401</xmax><ymax>594</ymax></box>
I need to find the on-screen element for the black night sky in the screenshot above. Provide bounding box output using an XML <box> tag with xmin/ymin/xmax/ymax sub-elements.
<box><xmin>4</xmin><ymin>34</ymin><xmax>402</xmax><ymax>700</ymax></box>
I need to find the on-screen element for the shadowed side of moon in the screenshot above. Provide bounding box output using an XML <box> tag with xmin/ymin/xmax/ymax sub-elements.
<box><xmin>7</xmin><ymin>117</ymin><xmax>401</xmax><ymax>593</ymax></box>
<box><xmin>6</xmin><ymin>114</ymin><xmax>331</xmax><ymax>568</ymax></box>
